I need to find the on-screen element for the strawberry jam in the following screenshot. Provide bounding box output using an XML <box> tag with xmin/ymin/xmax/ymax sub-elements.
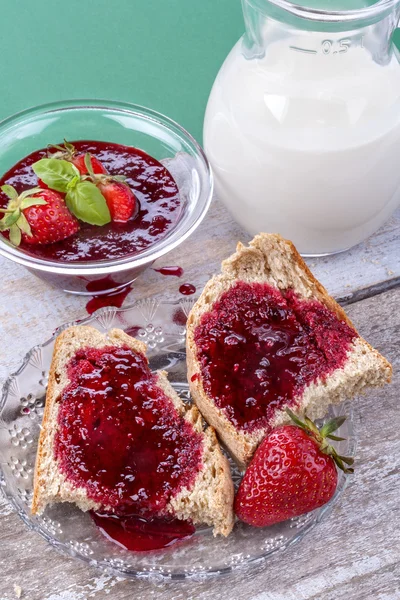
<box><xmin>154</xmin><ymin>266</ymin><xmax>184</xmax><ymax>277</ymax></box>
<box><xmin>91</xmin><ymin>512</ymin><xmax>195</xmax><ymax>552</ymax></box>
<box><xmin>0</xmin><ymin>141</ymin><xmax>181</xmax><ymax>262</ymax></box>
<box><xmin>194</xmin><ymin>282</ymin><xmax>357</xmax><ymax>433</ymax></box>
<box><xmin>85</xmin><ymin>285</ymin><xmax>133</xmax><ymax>315</ymax></box>
<box><xmin>179</xmin><ymin>283</ymin><xmax>196</xmax><ymax>295</ymax></box>
<box><xmin>54</xmin><ymin>345</ymin><xmax>203</xmax><ymax>515</ymax></box>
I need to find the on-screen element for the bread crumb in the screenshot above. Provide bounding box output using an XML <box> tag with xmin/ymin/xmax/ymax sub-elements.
<box><xmin>14</xmin><ymin>584</ymin><xmax>22</xmax><ymax>598</ymax></box>
<box><xmin>387</xmin><ymin>269</ymin><xmax>394</xmax><ymax>276</ymax></box>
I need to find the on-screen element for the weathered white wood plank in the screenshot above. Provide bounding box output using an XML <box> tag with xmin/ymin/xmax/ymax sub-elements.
<box><xmin>0</xmin><ymin>288</ymin><xmax>398</xmax><ymax>600</ymax></box>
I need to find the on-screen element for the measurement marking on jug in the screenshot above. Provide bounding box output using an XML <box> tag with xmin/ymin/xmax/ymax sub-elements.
<box><xmin>322</xmin><ymin>39</ymin><xmax>351</xmax><ymax>54</ymax></box>
<box><xmin>290</xmin><ymin>38</ymin><xmax>357</xmax><ymax>56</ymax></box>
<box><xmin>289</xmin><ymin>46</ymin><xmax>317</xmax><ymax>55</ymax></box>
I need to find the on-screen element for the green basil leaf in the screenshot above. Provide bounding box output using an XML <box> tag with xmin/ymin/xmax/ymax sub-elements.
<box><xmin>66</xmin><ymin>175</ymin><xmax>80</xmax><ymax>191</ymax></box>
<box><xmin>32</xmin><ymin>159</ymin><xmax>80</xmax><ymax>193</ymax></box>
<box><xmin>65</xmin><ymin>181</ymin><xmax>111</xmax><ymax>226</ymax></box>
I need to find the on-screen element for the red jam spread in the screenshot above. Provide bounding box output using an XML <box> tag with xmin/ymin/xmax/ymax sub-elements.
<box><xmin>0</xmin><ymin>141</ymin><xmax>181</xmax><ymax>262</ymax></box>
<box><xmin>194</xmin><ymin>281</ymin><xmax>357</xmax><ymax>433</ymax></box>
<box><xmin>54</xmin><ymin>345</ymin><xmax>203</xmax><ymax>516</ymax></box>
<box><xmin>91</xmin><ymin>512</ymin><xmax>195</xmax><ymax>552</ymax></box>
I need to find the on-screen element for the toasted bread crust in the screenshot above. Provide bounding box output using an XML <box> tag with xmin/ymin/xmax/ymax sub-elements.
<box><xmin>32</xmin><ymin>326</ymin><xmax>234</xmax><ymax>536</ymax></box>
<box><xmin>32</xmin><ymin>327</ymin><xmax>147</xmax><ymax>515</ymax></box>
<box><xmin>187</xmin><ymin>233</ymin><xmax>392</xmax><ymax>467</ymax></box>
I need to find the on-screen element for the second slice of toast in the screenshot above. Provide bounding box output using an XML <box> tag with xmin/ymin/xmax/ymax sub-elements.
<box><xmin>187</xmin><ymin>233</ymin><xmax>392</xmax><ymax>468</ymax></box>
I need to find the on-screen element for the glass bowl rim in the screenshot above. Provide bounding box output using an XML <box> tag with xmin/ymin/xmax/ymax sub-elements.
<box><xmin>0</xmin><ymin>300</ymin><xmax>357</xmax><ymax>582</ymax></box>
<box><xmin>0</xmin><ymin>99</ymin><xmax>213</xmax><ymax>276</ymax></box>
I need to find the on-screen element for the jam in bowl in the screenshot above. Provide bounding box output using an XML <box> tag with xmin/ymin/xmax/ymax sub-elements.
<box><xmin>0</xmin><ymin>100</ymin><xmax>213</xmax><ymax>294</ymax></box>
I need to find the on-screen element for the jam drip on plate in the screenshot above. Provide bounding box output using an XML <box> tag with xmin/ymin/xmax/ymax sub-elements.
<box><xmin>85</xmin><ymin>286</ymin><xmax>133</xmax><ymax>315</ymax></box>
<box><xmin>194</xmin><ymin>281</ymin><xmax>357</xmax><ymax>433</ymax></box>
<box><xmin>0</xmin><ymin>141</ymin><xmax>181</xmax><ymax>262</ymax></box>
<box><xmin>55</xmin><ymin>345</ymin><xmax>203</xmax><ymax>515</ymax></box>
<box><xmin>91</xmin><ymin>512</ymin><xmax>195</xmax><ymax>552</ymax></box>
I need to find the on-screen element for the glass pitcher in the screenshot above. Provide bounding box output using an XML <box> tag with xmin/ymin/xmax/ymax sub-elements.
<box><xmin>203</xmin><ymin>0</ymin><xmax>400</xmax><ymax>255</ymax></box>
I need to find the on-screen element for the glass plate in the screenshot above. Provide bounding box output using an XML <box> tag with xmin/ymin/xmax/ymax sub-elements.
<box><xmin>0</xmin><ymin>299</ymin><xmax>356</xmax><ymax>582</ymax></box>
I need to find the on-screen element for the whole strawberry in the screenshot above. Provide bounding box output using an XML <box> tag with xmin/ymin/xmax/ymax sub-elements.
<box><xmin>48</xmin><ymin>140</ymin><xmax>107</xmax><ymax>176</ymax></box>
<box><xmin>234</xmin><ymin>409</ymin><xmax>354</xmax><ymax>527</ymax></box>
<box><xmin>0</xmin><ymin>185</ymin><xmax>79</xmax><ymax>246</ymax></box>
<box><xmin>71</xmin><ymin>153</ymin><xmax>107</xmax><ymax>176</ymax></box>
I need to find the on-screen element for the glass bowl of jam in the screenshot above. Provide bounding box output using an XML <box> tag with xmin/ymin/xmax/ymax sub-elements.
<box><xmin>0</xmin><ymin>100</ymin><xmax>212</xmax><ymax>294</ymax></box>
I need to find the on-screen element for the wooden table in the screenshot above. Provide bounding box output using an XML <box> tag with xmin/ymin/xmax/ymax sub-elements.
<box><xmin>0</xmin><ymin>199</ymin><xmax>399</xmax><ymax>600</ymax></box>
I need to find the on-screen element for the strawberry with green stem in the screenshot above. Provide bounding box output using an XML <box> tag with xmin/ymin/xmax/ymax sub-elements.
<box><xmin>234</xmin><ymin>408</ymin><xmax>354</xmax><ymax>528</ymax></box>
<box><xmin>0</xmin><ymin>185</ymin><xmax>79</xmax><ymax>246</ymax></box>
<box><xmin>47</xmin><ymin>139</ymin><xmax>107</xmax><ymax>176</ymax></box>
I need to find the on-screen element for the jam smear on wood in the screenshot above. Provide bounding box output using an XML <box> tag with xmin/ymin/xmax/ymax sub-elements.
<box><xmin>179</xmin><ymin>283</ymin><xmax>196</xmax><ymax>296</ymax></box>
<box><xmin>154</xmin><ymin>266</ymin><xmax>184</xmax><ymax>277</ymax></box>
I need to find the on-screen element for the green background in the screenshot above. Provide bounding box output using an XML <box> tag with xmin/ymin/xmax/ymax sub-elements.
<box><xmin>0</xmin><ymin>1</ymin><xmax>244</xmax><ymax>143</ymax></box>
<box><xmin>1</xmin><ymin>1</ymin><xmax>399</xmax><ymax>144</ymax></box>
